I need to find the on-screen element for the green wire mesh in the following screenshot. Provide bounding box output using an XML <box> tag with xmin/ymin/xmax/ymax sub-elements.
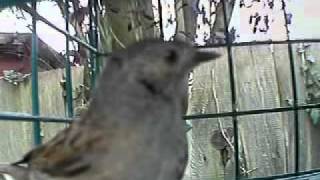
<box><xmin>0</xmin><ymin>0</ymin><xmax>36</xmax><ymax>7</ymax></box>
<box><xmin>0</xmin><ymin>0</ymin><xmax>320</xmax><ymax>179</ymax></box>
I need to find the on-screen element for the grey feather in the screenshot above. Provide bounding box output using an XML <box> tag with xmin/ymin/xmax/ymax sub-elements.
<box><xmin>0</xmin><ymin>39</ymin><xmax>220</xmax><ymax>180</ymax></box>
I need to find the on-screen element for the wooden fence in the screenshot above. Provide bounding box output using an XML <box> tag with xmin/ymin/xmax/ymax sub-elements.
<box><xmin>0</xmin><ymin>67</ymin><xmax>83</xmax><ymax>163</ymax></box>
<box><xmin>184</xmin><ymin>43</ymin><xmax>320</xmax><ymax>179</ymax></box>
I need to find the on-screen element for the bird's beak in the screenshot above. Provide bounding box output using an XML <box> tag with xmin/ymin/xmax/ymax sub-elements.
<box><xmin>194</xmin><ymin>49</ymin><xmax>221</xmax><ymax>63</ymax></box>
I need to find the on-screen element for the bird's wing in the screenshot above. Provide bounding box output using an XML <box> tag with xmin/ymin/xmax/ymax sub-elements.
<box><xmin>13</xmin><ymin>124</ymin><xmax>107</xmax><ymax>177</ymax></box>
<box><xmin>0</xmin><ymin>164</ymin><xmax>29</xmax><ymax>180</ymax></box>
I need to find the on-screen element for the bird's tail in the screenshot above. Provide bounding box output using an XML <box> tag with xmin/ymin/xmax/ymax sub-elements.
<box><xmin>0</xmin><ymin>164</ymin><xmax>28</xmax><ymax>180</ymax></box>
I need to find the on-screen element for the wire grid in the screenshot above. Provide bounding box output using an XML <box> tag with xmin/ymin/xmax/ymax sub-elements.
<box><xmin>0</xmin><ymin>0</ymin><xmax>319</xmax><ymax>179</ymax></box>
<box><xmin>0</xmin><ymin>0</ymin><xmax>99</xmax><ymax>143</ymax></box>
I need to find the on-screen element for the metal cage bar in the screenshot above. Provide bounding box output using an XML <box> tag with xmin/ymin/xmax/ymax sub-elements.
<box><xmin>64</xmin><ymin>0</ymin><xmax>74</xmax><ymax>118</ymax></box>
<box><xmin>21</xmin><ymin>4</ymin><xmax>101</xmax><ymax>54</ymax></box>
<box><xmin>31</xmin><ymin>0</ymin><xmax>41</xmax><ymax>145</ymax></box>
<box><xmin>93</xmin><ymin>0</ymin><xmax>100</xmax><ymax>75</ymax></box>
<box><xmin>198</xmin><ymin>38</ymin><xmax>320</xmax><ymax>48</ymax></box>
<box><xmin>0</xmin><ymin>102</ymin><xmax>319</xmax><ymax>123</ymax></box>
<box><xmin>89</xmin><ymin>0</ymin><xmax>97</xmax><ymax>87</ymax></box>
<box><xmin>184</xmin><ymin>103</ymin><xmax>320</xmax><ymax>120</ymax></box>
<box><xmin>0</xmin><ymin>112</ymin><xmax>72</xmax><ymax>123</ymax></box>
<box><xmin>0</xmin><ymin>0</ymin><xmax>320</xmax><ymax>179</ymax></box>
<box><xmin>157</xmin><ymin>0</ymin><xmax>164</xmax><ymax>40</ymax></box>
<box><xmin>282</xmin><ymin>0</ymin><xmax>300</xmax><ymax>173</ymax></box>
<box><xmin>245</xmin><ymin>168</ymin><xmax>320</xmax><ymax>180</ymax></box>
<box><xmin>221</xmin><ymin>1</ymin><xmax>240</xmax><ymax>178</ymax></box>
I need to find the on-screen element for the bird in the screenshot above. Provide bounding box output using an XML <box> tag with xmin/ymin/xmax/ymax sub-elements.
<box><xmin>0</xmin><ymin>39</ymin><xmax>220</xmax><ymax>180</ymax></box>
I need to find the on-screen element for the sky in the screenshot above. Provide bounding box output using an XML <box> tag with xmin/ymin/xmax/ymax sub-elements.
<box><xmin>286</xmin><ymin>0</ymin><xmax>320</xmax><ymax>39</ymax></box>
<box><xmin>0</xmin><ymin>1</ymin><xmax>69</xmax><ymax>52</ymax></box>
<box><xmin>0</xmin><ymin>0</ymin><xmax>320</xmax><ymax>52</ymax></box>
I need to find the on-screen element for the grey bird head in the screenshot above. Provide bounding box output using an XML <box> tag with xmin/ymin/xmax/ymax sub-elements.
<box><xmin>100</xmin><ymin>39</ymin><xmax>221</xmax><ymax>96</ymax></box>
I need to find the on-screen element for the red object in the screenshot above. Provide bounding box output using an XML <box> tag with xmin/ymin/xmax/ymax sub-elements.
<box><xmin>0</xmin><ymin>44</ymin><xmax>31</xmax><ymax>76</ymax></box>
<box><xmin>0</xmin><ymin>33</ymin><xmax>65</xmax><ymax>77</ymax></box>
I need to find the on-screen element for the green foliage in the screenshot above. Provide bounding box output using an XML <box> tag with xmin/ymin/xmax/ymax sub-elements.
<box><xmin>184</xmin><ymin>122</ymin><xmax>192</xmax><ymax>132</ymax></box>
<box><xmin>304</xmin><ymin>54</ymin><xmax>320</xmax><ymax>125</ymax></box>
<box><xmin>310</xmin><ymin>109</ymin><xmax>320</xmax><ymax>125</ymax></box>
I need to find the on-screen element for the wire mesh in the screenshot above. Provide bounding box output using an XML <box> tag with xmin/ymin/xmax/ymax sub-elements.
<box><xmin>0</xmin><ymin>0</ymin><xmax>319</xmax><ymax>179</ymax></box>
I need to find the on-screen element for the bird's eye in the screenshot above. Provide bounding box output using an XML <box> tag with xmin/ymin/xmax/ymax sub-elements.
<box><xmin>109</xmin><ymin>56</ymin><xmax>123</xmax><ymax>68</ymax></box>
<box><xmin>164</xmin><ymin>49</ymin><xmax>178</xmax><ymax>65</ymax></box>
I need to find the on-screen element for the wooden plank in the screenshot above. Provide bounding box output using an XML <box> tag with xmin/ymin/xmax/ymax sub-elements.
<box><xmin>233</xmin><ymin>45</ymin><xmax>287</xmax><ymax>177</ymax></box>
<box><xmin>184</xmin><ymin>48</ymin><xmax>233</xmax><ymax>180</ymax></box>
<box><xmin>0</xmin><ymin>67</ymin><xmax>83</xmax><ymax>162</ymax></box>
<box><xmin>39</xmin><ymin>67</ymin><xmax>83</xmax><ymax>142</ymax></box>
<box><xmin>185</xmin><ymin>45</ymin><xmax>292</xmax><ymax>179</ymax></box>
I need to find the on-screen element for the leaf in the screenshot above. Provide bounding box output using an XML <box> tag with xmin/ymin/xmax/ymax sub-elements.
<box><xmin>184</xmin><ymin>122</ymin><xmax>192</xmax><ymax>133</ymax></box>
<box><xmin>310</xmin><ymin>109</ymin><xmax>320</xmax><ymax>125</ymax></box>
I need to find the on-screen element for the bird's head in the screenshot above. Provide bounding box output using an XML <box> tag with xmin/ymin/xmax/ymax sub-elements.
<box><xmin>103</xmin><ymin>39</ymin><xmax>221</xmax><ymax>95</ymax></box>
